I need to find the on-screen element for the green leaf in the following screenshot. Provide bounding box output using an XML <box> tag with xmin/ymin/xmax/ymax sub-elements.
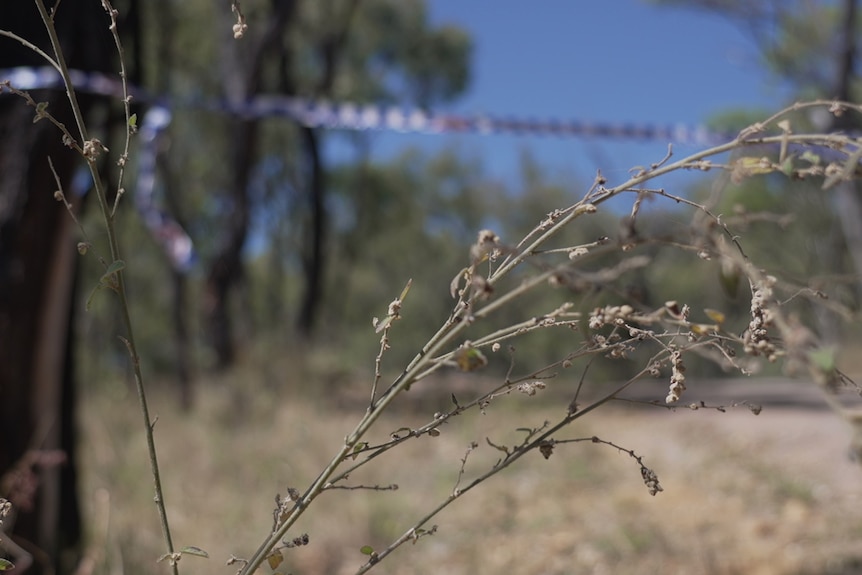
<box><xmin>0</xmin><ymin>558</ymin><xmax>15</xmax><ymax>571</ymax></box>
<box><xmin>799</xmin><ymin>151</ymin><xmax>821</xmax><ymax>165</ymax></box>
<box><xmin>104</xmin><ymin>259</ymin><xmax>126</xmax><ymax>276</ymax></box>
<box><xmin>360</xmin><ymin>545</ymin><xmax>375</xmax><ymax>556</ymax></box>
<box><xmin>85</xmin><ymin>283</ymin><xmax>107</xmax><ymax>311</ymax></box>
<box><xmin>180</xmin><ymin>546</ymin><xmax>209</xmax><ymax>558</ymax></box>
<box><xmin>808</xmin><ymin>348</ymin><xmax>836</xmax><ymax>373</ymax></box>
<box><xmin>453</xmin><ymin>346</ymin><xmax>488</xmax><ymax>372</ymax></box>
<box><xmin>780</xmin><ymin>157</ymin><xmax>795</xmax><ymax>177</ymax></box>
<box><xmin>129</xmin><ymin>113</ymin><xmax>137</xmax><ymax>128</ymax></box>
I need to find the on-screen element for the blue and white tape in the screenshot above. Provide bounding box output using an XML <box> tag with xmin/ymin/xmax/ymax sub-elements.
<box><xmin>0</xmin><ymin>66</ymin><xmax>733</xmax><ymax>142</ymax></box>
<box><xmin>0</xmin><ymin>66</ymin><xmax>764</xmax><ymax>271</ymax></box>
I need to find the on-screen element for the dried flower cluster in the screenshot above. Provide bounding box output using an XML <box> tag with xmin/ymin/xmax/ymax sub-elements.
<box><xmin>0</xmin><ymin>497</ymin><xmax>10</xmax><ymax>527</ymax></box>
<box><xmin>588</xmin><ymin>304</ymin><xmax>635</xmax><ymax>329</ymax></box>
<box><xmin>641</xmin><ymin>465</ymin><xmax>664</xmax><ymax>496</ymax></box>
<box><xmin>665</xmin><ymin>349</ymin><xmax>687</xmax><ymax>404</ymax></box>
<box><xmin>743</xmin><ymin>275</ymin><xmax>778</xmax><ymax>361</ymax></box>
<box><xmin>516</xmin><ymin>381</ymin><xmax>547</xmax><ymax>396</ymax></box>
<box><xmin>470</xmin><ymin>229</ymin><xmax>502</xmax><ymax>264</ymax></box>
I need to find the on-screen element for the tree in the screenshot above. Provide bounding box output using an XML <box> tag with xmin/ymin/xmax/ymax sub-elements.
<box><xmin>190</xmin><ymin>0</ymin><xmax>472</xmax><ymax>366</ymax></box>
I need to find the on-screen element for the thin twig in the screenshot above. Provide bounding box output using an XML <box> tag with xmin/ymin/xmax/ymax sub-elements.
<box><xmin>31</xmin><ymin>1</ymin><xmax>178</xmax><ymax>571</ymax></box>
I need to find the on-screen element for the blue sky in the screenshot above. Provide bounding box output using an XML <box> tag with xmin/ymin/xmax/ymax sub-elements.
<box><xmin>363</xmin><ymin>0</ymin><xmax>791</xmax><ymax>190</ymax></box>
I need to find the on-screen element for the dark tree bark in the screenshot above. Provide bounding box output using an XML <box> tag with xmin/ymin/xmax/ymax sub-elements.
<box><xmin>296</xmin><ymin>125</ymin><xmax>327</xmax><ymax>334</ymax></box>
<box><xmin>0</xmin><ymin>3</ymin><xmax>113</xmax><ymax>573</ymax></box>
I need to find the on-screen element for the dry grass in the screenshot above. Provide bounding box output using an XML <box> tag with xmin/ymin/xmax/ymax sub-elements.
<box><xmin>77</xmin><ymin>368</ymin><xmax>862</xmax><ymax>575</ymax></box>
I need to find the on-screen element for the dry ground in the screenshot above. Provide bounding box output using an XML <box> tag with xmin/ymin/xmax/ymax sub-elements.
<box><xmin>77</xmin><ymin>373</ymin><xmax>862</xmax><ymax>575</ymax></box>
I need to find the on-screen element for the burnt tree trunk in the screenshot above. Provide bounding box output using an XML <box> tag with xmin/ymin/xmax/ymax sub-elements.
<box><xmin>0</xmin><ymin>3</ymin><xmax>113</xmax><ymax>573</ymax></box>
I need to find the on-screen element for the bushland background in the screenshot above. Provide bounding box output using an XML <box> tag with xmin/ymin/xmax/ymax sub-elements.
<box><xmin>2</xmin><ymin>1</ymin><xmax>862</xmax><ymax>574</ymax></box>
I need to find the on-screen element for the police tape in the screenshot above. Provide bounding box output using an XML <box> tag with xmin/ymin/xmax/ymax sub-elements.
<box><xmin>0</xmin><ymin>65</ymin><xmax>738</xmax><ymax>271</ymax></box>
<box><xmin>0</xmin><ymin>66</ymin><xmax>732</xmax><ymax>141</ymax></box>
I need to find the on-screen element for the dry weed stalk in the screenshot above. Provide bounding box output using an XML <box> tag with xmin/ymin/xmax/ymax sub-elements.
<box><xmin>240</xmin><ymin>103</ymin><xmax>862</xmax><ymax>574</ymax></box>
<box><xmin>1</xmin><ymin>1</ymin><xmax>178</xmax><ymax>573</ymax></box>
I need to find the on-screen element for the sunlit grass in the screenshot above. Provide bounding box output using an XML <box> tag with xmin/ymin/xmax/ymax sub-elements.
<box><xmin>76</xmin><ymin>361</ymin><xmax>862</xmax><ymax>575</ymax></box>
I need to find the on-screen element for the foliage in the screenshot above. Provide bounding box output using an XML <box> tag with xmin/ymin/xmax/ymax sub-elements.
<box><xmin>655</xmin><ymin>0</ymin><xmax>862</xmax><ymax>349</ymax></box>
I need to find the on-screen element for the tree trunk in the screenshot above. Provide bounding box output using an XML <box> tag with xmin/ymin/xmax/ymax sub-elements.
<box><xmin>0</xmin><ymin>3</ymin><xmax>112</xmax><ymax>572</ymax></box>
<box><xmin>294</xmin><ymin>0</ymin><xmax>359</xmax><ymax>335</ymax></box>
<box><xmin>296</xmin><ymin>126</ymin><xmax>327</xmax><ymax>334</ymax></box>
<box><xmin>204</xmin><ymin>118</ymin><xmax>255</xmax><ymax>368</ymax></box>
<box><xmin>203</xmin><ymin>0</ymin><xmax>296</xmax><ymax>368</ymax></box>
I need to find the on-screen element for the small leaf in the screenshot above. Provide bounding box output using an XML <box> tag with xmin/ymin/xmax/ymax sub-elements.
<box><xmin>98</xmin><ymin>260</ymin><xmax>126</xmax><ymax>289</ymax></box>
<box><xmin>397</xmin><ymin>278</ymin><xmax>413</xmax><ymax>303</ymax></box>
<box><xmin>351</xmin><ymin>442</ymin><xmax>368</xmax><ymax>460</ymax></box>
<box><xmin>0</xmin><ymin>558</ymin><xmax>15</xmax><ymax>571</ymax></box>
<box><xmin>180</xmin><ymin>546</ymin><xmax>209</xmax><ymax>558</ymax></box>
<box><xmin>800</xmin><ymin>151</ymin><xmax>821</xmax><ymax>165</ymax></box>
<box><xmin>780</xmin><ymin>157</ymin><xmax>795</xmax><ymax>177</ymax></box>
<box><xmin>690</xmin><ymin>323</ymin><xmax>717</xmax><ymax>336</ymax></box>
<box><xmin>85</xmin><ymin>283</ymin><xmax>107</xmax><ymax>311</ymax></box>
<box><xmin>267</xmin><ymin>550</ymin><xmax>284</xmax><ymax>570</ymax></box>
<box><xmin>453</xmin><ymin>346</ymin><xmax>488</xmax><ymax>372</ymax></box>
<box><xmin>450</xmin><ymin>267</ymin><xmax>468</xmax><ymax>299</ymax></box>
<box><xmin>360</xmin><ymin>545</ymin><xmax>375</xmax><ymax>556</ymax></box>
<box><xmin>104</xmin><ymin>259</ymin><xmax>126</xmax><ymax>276</ymax></box>
<box><xmin>373</xmin><ymin>315</ymin><xmax>392</xmax><ymax>333</ymax></box>
<box><xmin>128</xmin><ymin>113</ymin><xmax>137</xmax><ymax>128</ymax></box>
<box><xmin>808</xmin><ymin>348</ymin><xmax>836</xmax><ymax>373</ymax></box>
<box><xmin>33</xmin><ymin>101</ymin><xmax>48</xmax><ymax>122</ymax></box>
<box><xmin>736</xmin><ymin>156</ymin><xmax>773</xmax><ymax>175</ymax></box>
<box><xmin>703</xmin><ymin>308</ymin><xmax>726</xmax><ymax>325</ymax></box>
